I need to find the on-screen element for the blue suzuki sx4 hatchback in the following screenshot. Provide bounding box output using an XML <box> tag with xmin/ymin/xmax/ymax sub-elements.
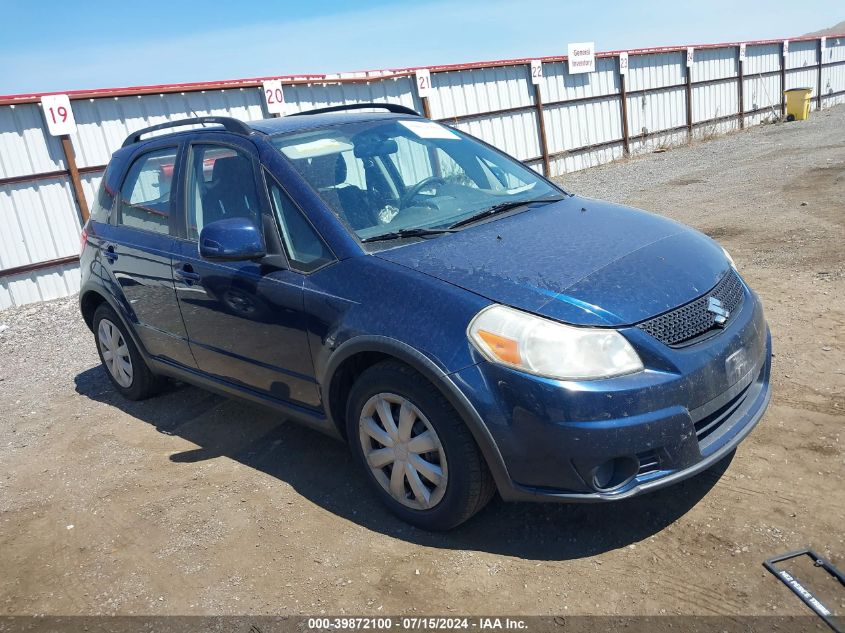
<box><xmin>79</xmin><ymin>104</ymin><xmax>772</xmax><ymax>530</ymax></box>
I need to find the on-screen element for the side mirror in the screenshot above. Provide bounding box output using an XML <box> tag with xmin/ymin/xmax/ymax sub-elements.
<box><xmin>199</xmin><ymin>217</ymin><xmax>266</xmax><ymax>261</ymax></box>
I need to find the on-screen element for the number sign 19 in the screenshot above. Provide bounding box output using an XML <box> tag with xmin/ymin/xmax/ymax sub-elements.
<box><xmin>530</xmin><ymin>60</ymin><xmax>543</xmax><ymax>84</ymax></box>
<box><xmin>40</xmin><ymin>94</ymin><xmax>77</xmax><ymax>136</ymax></box>
<box><xmin>415</xmin><ymin>69</ymin><xmax>432</xmax><ymax>98</ymax></box>
<box><xmin>262</xmin><ymin>79</ymin><xmax>286</xmax><ymax>115</ymax></box>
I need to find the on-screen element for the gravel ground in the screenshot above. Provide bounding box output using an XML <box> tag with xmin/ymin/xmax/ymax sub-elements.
<box><xmin>0</xmin><ymin>107</ymin><xmax>843</xmax><ymax>620</ymax></box>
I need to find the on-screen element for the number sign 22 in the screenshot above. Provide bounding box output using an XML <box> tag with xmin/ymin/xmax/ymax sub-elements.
<box><xmin>262</xmin><ymin>79</ymin><xmax>286</xmax><ymax>114</ymax></box>
<box><xmin>530</xmin><ymin>60</ymin><xmax>543</xmax><ymax>84</ymax></box>
<box><xmin>40</xmin><ymin>94</ymin><xmax>77</xmax><ymax>136</ymax></box>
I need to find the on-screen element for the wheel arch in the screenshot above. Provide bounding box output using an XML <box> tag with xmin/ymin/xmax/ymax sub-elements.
<box><xmin>79</xmin><ymin>285</ymin><xmax>150</xmax><ymax>363</ymax></box>
<box><xmin>322</xmin><ymin>336</ymin><xmax>512</xmax><ymax>493</ymax></box>
<box><xmin>80</xmin><ymin>288</ymin><xmax>109</xmax><ymax>331</ymax></box>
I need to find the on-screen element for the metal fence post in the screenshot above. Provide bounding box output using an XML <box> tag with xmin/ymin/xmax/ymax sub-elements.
<box><xmin>780</xmin><ymin>43</ymin><xmax>787</xmax><ymax>118</ymax></box>
<box><xmin>817</xmin><ymin>38</ymin><xmax>823</xmax><ymax>111</ymax></box>
<box><xmin>685</xmin><ymin>59</ymin><xmax>693</xmax><ymax>142</ymax></box>
<box><xmin>531</xmin><ymin>73</ymin><xmax>551</xmax><ymax>177</ymax></box>
<box><xmin>619</xmin><ymin>56</ymin><xmax>630</xmax><ymax>156</ymax></box>
<box><xmin>60</xmin><ymin>133</ymin><xmax>89</xmax><ymax>223</ymax></box>
<box><xmin>737</xmin><ymin>46</ymin><xmax>745</xmax><ymax>129</ymax></box>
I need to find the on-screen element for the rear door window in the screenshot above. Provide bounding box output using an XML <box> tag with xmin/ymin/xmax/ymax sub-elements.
<box><xmin>118</xmin><ymin>147</ymin><xmax>178</xmax><ymax>234</ymax></box>
<box><xmin>186</xmin><ymin>144</ymin><xmax>261</xmax><ymax>240</ymax></box>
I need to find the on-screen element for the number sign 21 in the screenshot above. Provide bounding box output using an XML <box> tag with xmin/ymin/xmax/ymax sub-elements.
<box><xmin>40</xmin><ymin>94</ymin><xmax>77</xmax><ymax>136</ymax></box>
<box><xmin>415</xmin><ymin>69</ymin><xmax>432</xmax><ymax>98</ymax></box>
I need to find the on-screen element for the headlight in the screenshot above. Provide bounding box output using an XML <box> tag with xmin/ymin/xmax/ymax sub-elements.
<box><xmin>722</xmin><ymin>246</ymin><xmax>736</xmax><ymax>268</ymax></box>
<box><xmin>467</xmin><ymin>305</ymin><xmax>644</xmax><ymax>380</ymax></box>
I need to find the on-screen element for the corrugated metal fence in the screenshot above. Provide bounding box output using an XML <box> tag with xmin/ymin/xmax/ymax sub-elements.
<box><xmin>1</xmin><ymin>35</ymin><xmax>844</xmax><ymax>310</ymax></box>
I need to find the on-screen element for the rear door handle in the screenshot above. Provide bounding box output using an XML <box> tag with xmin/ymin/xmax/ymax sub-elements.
<box><xmin>175</xmin><ymin>263</ymin><xmax>201</xmax><ymax>284</ymax></box>
<box><xmin>104</xmin><ymin>244</ymin><xmax>118</xmax><ymax>262</ymax></box>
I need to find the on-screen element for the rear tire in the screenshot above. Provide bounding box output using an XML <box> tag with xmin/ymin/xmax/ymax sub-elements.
<box><xmin>92</xmin><ymin>304</ymin><xmax>164</xmax><ymax>400</ymax></box>
<box><xmin>346</xmin><ymin>360</ymin><xmax>495</xmax><ymax>530</ymax></box>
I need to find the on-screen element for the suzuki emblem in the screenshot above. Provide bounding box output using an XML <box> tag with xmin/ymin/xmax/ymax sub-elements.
<box><xmin>707</xmin><ymin>297</ymin><xmax>730</xmax><ymax>326</ymax></box>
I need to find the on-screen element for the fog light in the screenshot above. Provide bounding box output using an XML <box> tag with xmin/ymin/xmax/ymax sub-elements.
<box><xmin>591</xmin><ymin>456</ymin><xmax>639</xmax><ymax>491</ymax></box>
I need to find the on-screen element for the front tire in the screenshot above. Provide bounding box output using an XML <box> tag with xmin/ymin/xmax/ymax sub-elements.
<box><xmin>92</xmin><ymin>304</ymin><xmax>164</xmax><ymax>400</ymax></box>
<box><xmin>346</xmin><ymin>360</ymin><xmax>495</xmax><ymax>530</ymax></box>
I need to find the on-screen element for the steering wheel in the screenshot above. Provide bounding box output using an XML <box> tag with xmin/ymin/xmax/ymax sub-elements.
<box><xmin>399</xmin><ymin>176</ymin><xmax>447</xmax><ymax>209</ymax></box>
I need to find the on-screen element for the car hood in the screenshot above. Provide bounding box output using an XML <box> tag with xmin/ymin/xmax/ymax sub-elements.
<box><xmin>374</xmin><ymin>196</ymin><xmax>731</xmax><ymax>326</ymax></box>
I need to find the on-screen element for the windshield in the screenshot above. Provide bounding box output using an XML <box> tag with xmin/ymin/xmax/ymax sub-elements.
<box><xmin>271</xmin><ymin>118</ymin><xmax>563</xmax><ymax>242</ymax></box>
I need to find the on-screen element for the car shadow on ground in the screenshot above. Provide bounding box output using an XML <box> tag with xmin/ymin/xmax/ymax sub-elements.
<box><xmin>74</xmin><ymin>365</ymin><xmax>732</xmax><ymax>561</ymax></box>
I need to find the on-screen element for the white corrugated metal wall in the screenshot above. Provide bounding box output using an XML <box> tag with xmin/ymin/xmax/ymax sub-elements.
<box><xmin>1</xmin><ymin>35</ymin><xmax>844</xmax><ymax>310</ymax></box>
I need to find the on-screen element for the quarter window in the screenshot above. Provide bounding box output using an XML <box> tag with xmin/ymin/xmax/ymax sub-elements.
<box><xmin>186</xmin><ymin>144</ymin><xmax>261</xmax><ymax>240</ymax></box>
<box><xmin>267</xmin><ymin>179</ymin><xmax>334</xmax><ymax>272</ymax></box>
<box><xmin>118</xmin><ymin>147</ymin><xmax>178</xmax><ymax>234</ymax></box>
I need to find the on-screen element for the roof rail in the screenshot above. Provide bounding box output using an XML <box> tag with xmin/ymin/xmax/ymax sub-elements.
<box><xmin>122</xmin><ymin>116</ymin><xmax>254</xmax><ymax>147</ymax></box>
<box><xmin>289</xmin><ymin>103</ymin><xmax>421</xmax><ymax>117</ymax></box>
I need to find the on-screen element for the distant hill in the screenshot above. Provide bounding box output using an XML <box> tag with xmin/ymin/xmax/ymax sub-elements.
<box><xmin>804</xmin><ymin>20</ymin><xmax>845</xmax><ymax>36</ymax></box>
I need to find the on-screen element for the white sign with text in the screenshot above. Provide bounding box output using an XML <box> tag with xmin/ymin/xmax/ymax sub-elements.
<box><xmin>739</xmin><ymin>43</ymin><xmax>746</xmax><ymax>63</ymax></box>
<box><xmin>262</xmin><ymin>80</ymin><xmax>286</xmax><ymax>114</ymax></box>
<box><xmin>783</xmin><ymin>40</ymin><xmax>789</xmax><ymax>56</ymax></box>
<box><xmin>618</xmin><ymin>52</ymin><xmax>629</xmax><ymax>75</ymax></box>
<box><xmin>567</xmin><ymin>42</ymin><xmax>595</xmax><ymax>75</ymax></box>
<box><xmin>40</xmin><ymin>94</ymin><xmax>76</xmax><ymax>136</ymax></box>
<box><xmin>415</xmin><ymin>69</ymin><xmax>432</xmax><ymax>98</ymax></box>
<box><xmin>530</xmin><ymin>59</ymin><xmax>543</xmax><ymax>84</ymax></box>
<box><xmin>686</xmin><ymin>47</ymin><xmax>695</xmax><ymax>67</ymax></box>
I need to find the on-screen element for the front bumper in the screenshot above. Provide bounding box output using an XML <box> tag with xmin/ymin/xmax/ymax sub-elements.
<box><xmin>450</xmin><ymin>284</ymin><xmax>772</xmax><ymax>502</ymax></box>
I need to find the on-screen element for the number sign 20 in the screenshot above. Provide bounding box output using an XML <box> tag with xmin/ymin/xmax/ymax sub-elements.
<box><xmin>40</xmin><ymin>94</ymin><xmax>77</xmax><ymax>136</ymax></box>
<box><xmin>262</xmin><ymin>79</ymin><xmax>286</xmax><ymax>115</ymax></box>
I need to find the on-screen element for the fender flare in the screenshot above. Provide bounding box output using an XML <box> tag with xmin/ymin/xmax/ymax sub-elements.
<box><xmin>322</xmin><ymin>335</ymin><xmax>513</xmax><ymax>493</ymax></box>
<box><xmin>79</xmin><ymin>282</ymin><xmax>151</xmax><ymax>362</ymax></box>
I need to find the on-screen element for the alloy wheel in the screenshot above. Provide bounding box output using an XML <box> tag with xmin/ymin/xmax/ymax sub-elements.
<box><xmin>358</xmin><ymin>393</ymin><xmax>448</xmax><ymax>510</ymax></box>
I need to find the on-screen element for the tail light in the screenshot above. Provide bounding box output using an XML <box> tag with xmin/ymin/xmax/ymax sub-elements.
<box><xmin>80</xmin><ymin>226</ymin><xmax>89</xmax><ymax>254</ymax></box>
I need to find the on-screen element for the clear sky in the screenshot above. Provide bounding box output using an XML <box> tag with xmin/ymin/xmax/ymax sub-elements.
<box><xmin>0</xmin><ymin>0</ymin><xmax>842</xmax><ymax>95</ymax></box>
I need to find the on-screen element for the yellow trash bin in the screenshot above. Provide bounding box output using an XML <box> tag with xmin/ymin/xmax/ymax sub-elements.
<box><xmin>784</xmin><ymin>88</ymin><xmax>812</xmax><ymax>121</ymax></box>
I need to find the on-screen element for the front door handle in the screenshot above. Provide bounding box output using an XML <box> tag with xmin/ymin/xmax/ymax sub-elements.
<box><xmin>104</xmin><ymin>245</ymin><xmax>118</xmax><ymax>262</ymax></box>
<box><xmin>175</xmin><ymin>263</ymin><xmax>201</xmax><ymax>284</ymax></box>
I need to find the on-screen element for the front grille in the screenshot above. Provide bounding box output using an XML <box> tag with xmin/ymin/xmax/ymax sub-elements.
<box><xmin>693</xmin><ymin>380</ymin><xmax>753</xmax><ymax>446</ymax></box>
<box><xmin>637</xmin><ymin>269</ymin><xmax>744</xmax><ymax>346</ymax></box>
<box><xmin>637</xmin><ymin>449</ymin><xmax>660</xmax><ymax>475</ymax></box>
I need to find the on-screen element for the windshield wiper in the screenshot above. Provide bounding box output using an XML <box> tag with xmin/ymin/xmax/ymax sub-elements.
<box><xmin>448</xmin><ymin>196</ymin><xmax>565</xmax><ymax>230</ymax></box>
<box><xmin>361</xmin><ymin>227</ymin><xmax>458</xmax><ymax>243</ymax></box>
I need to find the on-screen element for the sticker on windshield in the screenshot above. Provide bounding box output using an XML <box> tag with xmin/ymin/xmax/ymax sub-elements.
<box><xmin>280</xmin><ymin>138</ymin><xmax>354</xmax><ymax>160</ymax></box>
<box><xmin>398</xmin><ymin>120</ymin><xmax>460</xmax><ymax>140</ymax></box>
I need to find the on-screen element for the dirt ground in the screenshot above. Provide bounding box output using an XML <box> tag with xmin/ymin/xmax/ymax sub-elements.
<box><xmin>0</xmin><ymin>107</ymin><xmax>843</xmax><ymax>620</ymax></box>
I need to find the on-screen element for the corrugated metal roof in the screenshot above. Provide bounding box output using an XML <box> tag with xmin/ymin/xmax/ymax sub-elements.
<box><xmin>627</xmin><ymin>87</ymin><xmax>687</xmax><ymax>137</ymax></box>
<box><xmin>428</xmin><ymin>66</ymin><xmax>533</xmax><ymax>119</ymax></box>
<box><xmin>542</xmin><ymin>57</ymin><xmax>619</xmax><ymax>103</ymax></box>
<box><xmin>70</xmin><ymin>88</ymin><xmax>267</xmax><ymax>169</ymax></box>
<box><xmin>786</xmin><ymin>39</ymin><xmax>819</xmax><ymax>70</ymax></box>
<box><xmin>691</xmin><ymin>47</ymin><xmax>738</xmax><ymax>82</ymax></box>
<box><xmin>693</xmin><ymin>81</ymin><xmax>739</xmax><ymax>123</ymax></box>
<box><xmin>626</xmin><ymin>52</ymin><xmax>685</xmax><ymax>92</ymax></box>
<box><xmin>744</xmin><ymin>43</ymin><xmax>781</xmax><ymax>75</ymax></box>
<box><xmin>0</xmin><ymin>104</ymin><xmax>66</xmax><ymax>178</ymax></box>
